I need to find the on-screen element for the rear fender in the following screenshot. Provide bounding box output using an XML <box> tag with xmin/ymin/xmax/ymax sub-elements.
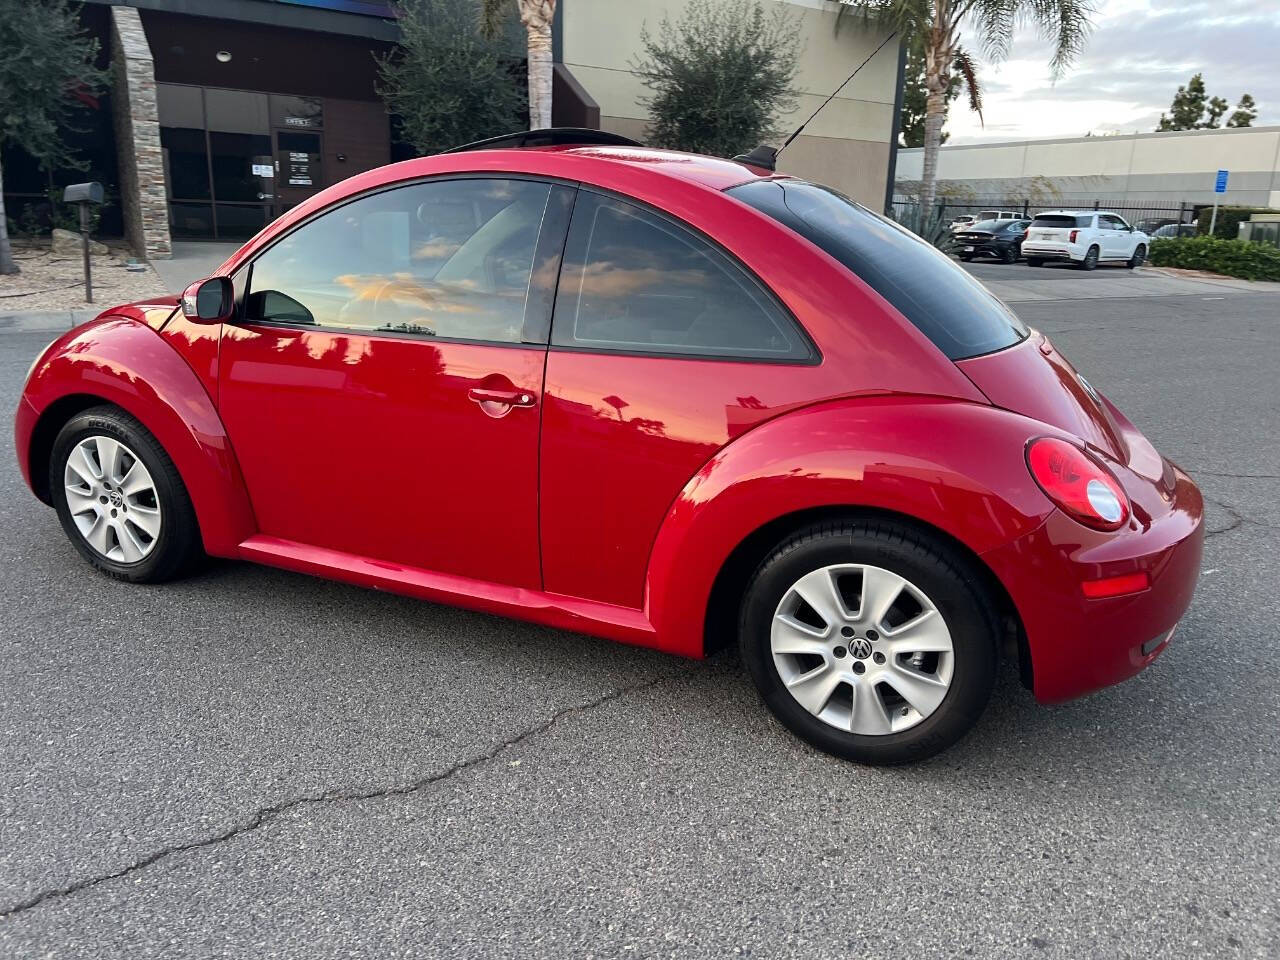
<box><xmin>644</xmin><ymin>396</ymin><xmax>1059</xmax><ymax>657</ymax></box>
<box><xmin>19</xmin><ymin>317</ymin><xmax>255</xmax><ymax>556</ymax></box>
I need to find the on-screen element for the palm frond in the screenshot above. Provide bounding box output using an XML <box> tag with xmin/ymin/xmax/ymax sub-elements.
<box><xmin>952</xmin><ymin>47</ymin><xmax>983</xmax><ymax>125</ymax></box>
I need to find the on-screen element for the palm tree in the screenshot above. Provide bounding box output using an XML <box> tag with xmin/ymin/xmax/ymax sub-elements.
<box><xmin>482</xmin><ymin>0</ymin><xmax>556</xmax><ymax>130</ymax></box>
<box><xmin>840</xmin><ymin>0</ymin><xmax>1094</xmax><ymax>213</ymax></box>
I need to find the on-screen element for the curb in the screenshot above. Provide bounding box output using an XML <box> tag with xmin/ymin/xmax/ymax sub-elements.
<box><xmin>0</xmin><ymin>310</ymin><xmax>98</xmax><ymax>333</ymax></box>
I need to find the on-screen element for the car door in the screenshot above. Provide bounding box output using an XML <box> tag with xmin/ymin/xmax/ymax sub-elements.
<box><xmin>1110</xmin><ymin>215</ymin><xmax>1138</xmax><ymax>256</ymax></box>
<box><xmin>1098</xmin><ymin>215</ymin><xmax>1124</xmax><ymax>258</ymax></box>
<box><xmin>538</xmin><ymin>190</ymin><xmax>818</xmax><ymax>608</ymax></box>
<box><xmin>218</xmin><ymin>176</ymin><xmax>574</xmax><ymax>588</ymax></box>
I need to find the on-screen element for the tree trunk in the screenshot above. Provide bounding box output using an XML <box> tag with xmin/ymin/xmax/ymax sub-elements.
<box><xmin>519</xmin><ymin>0</ymin><xmax>555</xmax><ymax>129</ymax></box>
<box><xmin>918</xmin><ymin>21</ymin><xmax>951</xmax><ymax>215</ymax></box>
<box><xmin>0</xmin><ymin>154</ymin><xmax>19</xmax><ymax>276</ymax></box>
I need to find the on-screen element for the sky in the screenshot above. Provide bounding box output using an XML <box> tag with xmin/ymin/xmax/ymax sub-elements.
<box><xmin>943</xmin><ymin>0</ymin><xmax>1280</xmax><ymax>143</ymax></box>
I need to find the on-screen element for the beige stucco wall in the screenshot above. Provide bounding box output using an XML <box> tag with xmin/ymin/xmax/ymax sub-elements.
<box><xmin>896</xmin><ymin>126</ymin><xmax>1280</xmax><ymax>206</ymax></box>
<box><xmin>560</xmin><ymin>0</ymin><xmax>898</xmax><ymax>206</ymax></box>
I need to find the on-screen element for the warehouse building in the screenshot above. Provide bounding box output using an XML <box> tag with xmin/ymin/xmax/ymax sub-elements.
<box><xmin>895</xmin><ymin>125</ymin><xmax>1280</xmax><ymax>209</ymax></box>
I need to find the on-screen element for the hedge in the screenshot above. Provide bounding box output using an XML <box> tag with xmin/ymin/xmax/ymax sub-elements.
<box><xmin>1149</xmin><ymin>236</ymin><xmax>1280</xmax><ymax>281</ymax></box>
<box><xmin>1195</xmin><ymin>206</ymin><xmax>1279</xmax><ymax>240</ymax></box>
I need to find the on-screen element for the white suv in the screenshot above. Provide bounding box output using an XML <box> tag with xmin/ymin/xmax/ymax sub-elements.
<box><xmin>1022</xmin><ymin>211</ymin><xmax>1149</xmax><ymax>270</ymax></box>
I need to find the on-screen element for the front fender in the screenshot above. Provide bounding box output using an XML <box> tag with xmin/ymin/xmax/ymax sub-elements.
<box><xmin>18</xmin><ymin>316</ymin><xmax>256</xmax><ymax>556</ymax></box>
<box><xmin>643</xmin><ymin>396</ymin><xmax>1059</xmax><ymax>657</ymax></box>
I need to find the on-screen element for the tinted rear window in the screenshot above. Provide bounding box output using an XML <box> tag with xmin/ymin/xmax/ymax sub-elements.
<box><xmin>1031</xmin><ymin>215</ymin><xmax>1091</xmax><ymax>228</ymax></box>
<box><xmin>728</xmin><ymin>179</ymin><xmax>1028</xmax><ymax>360</ymax></box>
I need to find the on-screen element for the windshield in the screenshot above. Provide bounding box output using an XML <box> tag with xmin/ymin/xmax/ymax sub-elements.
<box><xmin>728</xmin><ymin>179</ymin><xmax>1028</xmax><ymax>360</ymax></box>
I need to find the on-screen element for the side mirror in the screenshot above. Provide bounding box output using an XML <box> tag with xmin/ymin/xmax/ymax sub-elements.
<box><xmin>181</xmin><ymin>277</ymin><xmax>234</xmax><ymax>323</ymax></box>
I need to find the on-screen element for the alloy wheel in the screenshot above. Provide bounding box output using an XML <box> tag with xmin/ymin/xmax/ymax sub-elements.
<box><xmin>63</xmin><ymin>435</ymin><xmax>162</xmax><ymax>563</ymax></box>
<box><xmin>770</xmin><ymin>564</ymin><xmax>954</xmax><ymax>736</ymax></box>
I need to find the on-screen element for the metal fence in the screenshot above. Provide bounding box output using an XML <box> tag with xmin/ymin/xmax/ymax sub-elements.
<box><xmin>890</xmin><ymin>196</ymin><xmax>1208</xmax><ymax>232</ymax></box>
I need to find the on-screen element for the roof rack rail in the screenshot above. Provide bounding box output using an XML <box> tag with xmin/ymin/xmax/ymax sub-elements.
<box><xmin>441</xmin><ymin>127</ymin><xmax>644</xmax><ymax>154</ymax></box>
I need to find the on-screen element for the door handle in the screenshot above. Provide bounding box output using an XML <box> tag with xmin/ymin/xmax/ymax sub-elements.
<box><xmin>467</xmin><ymin>387</ymin><xmax>537</xmax><ymax>409</ymax></box>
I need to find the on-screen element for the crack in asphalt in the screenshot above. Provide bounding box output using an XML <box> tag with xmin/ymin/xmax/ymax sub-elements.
<box><xmin>0</xmin><ymin>676</ymin><xmax>666</xmax><ymax>921</ymax></box>
<box><xmin>1186</xmin><ymin>469</ymin><xmax>1280</xmax><ymax>481</ymax></box>
<box><xmin>1202</xmin><ymin>494</ymin><xmax>1245</xmax><ymax>541</ymax></box>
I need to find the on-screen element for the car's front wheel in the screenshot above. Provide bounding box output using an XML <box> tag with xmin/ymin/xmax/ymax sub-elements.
<box><xmin>739</xmin><ymin>520</ymin><xmax>998</xmax><ymax>765</ymax></box>
<box><xmin>1000</xmin><ymin>244</ymin><xmax>1018</xmax><ymax>264</ymax></box>
<box><xmin>50</xmin><ymin>406</ymin><xmax>203</xmax><ymax>583</ymax></box>
<box><xmin>1128</xmin><ymin>244</ymin><xmax>1147</xmax><ymax>269</ymax></box>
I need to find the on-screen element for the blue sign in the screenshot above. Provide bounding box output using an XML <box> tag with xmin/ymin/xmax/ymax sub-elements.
<box><xmin>1215</xmin><ymin>170</ymin><xmax>1229</xmax><ymax>193</ymax></box>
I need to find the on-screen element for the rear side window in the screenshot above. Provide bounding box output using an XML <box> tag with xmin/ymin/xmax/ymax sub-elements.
<box><xmin>729</xmin><ymin>179</ymin><xmax>1028</xmax><ymax>360</ymax></box>
<box><xmin>1031</xmin><ymin>214</ymin><xmax>1092</xmax><ymax>229</ymax></box>
<box><xmin>551</xmin><ymin>191</ymin><xmax>812</xmax><ymax>360</ymax></box>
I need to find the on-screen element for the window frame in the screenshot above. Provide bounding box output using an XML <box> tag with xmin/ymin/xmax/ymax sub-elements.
<box><xmin>233</xmin><ymin>172</ymin><xmax>578</xmax><ymax>350</ymax></box>
<box><xmin>546</xmin><ymin>187</ymin><xmax>819</xmax><ymax>365</ymax></box>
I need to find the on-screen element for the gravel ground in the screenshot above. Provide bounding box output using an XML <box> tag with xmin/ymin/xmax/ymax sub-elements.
<box><xmin>0</xmin><ymin>290</ymin><xmax>1277</xmax><ymax>958</ymax></box>
<box><xmin>0</xmin><ymin>241</ymin><xmax>166</xmax><ymax>313</ymax></box>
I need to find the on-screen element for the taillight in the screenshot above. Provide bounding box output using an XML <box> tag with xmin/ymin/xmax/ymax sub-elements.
<box><xmin>1026</xmin><ymin>437</ymin><xmax>1130</xmax><ymax>531</ymax></box>
<box><xmin>1022</xmin><ymin>228</ymin><xmax>1029</xmax><ymax>239</ymax></box>
<box><xmin>1069</xmin><ymin>229</ymin><xmax>1079</xmax><ymax>243</ymax></box>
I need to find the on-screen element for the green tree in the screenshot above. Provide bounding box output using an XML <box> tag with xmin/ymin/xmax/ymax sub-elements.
<box><xmin>481</xmin><ymin>0</ymin><xmax>556</xmax><ymax>129</ymax></box>
<box><xmin>1156</xmin><ymin>74</ymin><xmax>1255</xmax><ymax>131</ymax></box>
<box><xmin>377</xmin><ymin>0</ymin><xmax>524</xmax><ymax>156</ymax></box>
<box><xmin>1157</xmin><ymin>73</ymin><xmax>1208</xmax><ymax>130</ymax></box>
<box><xmin>840</xmin><ymin>0</ymin><xmax>1093</xmax><ymax>213</ymax></box>
<box><xmin>0</xmin><ymin>0</ymin><xmax>104</xmax><ymax>275</ymax></box>
<box><xmin>1228</xmin><ymin>93</ymin><xmax>1257</xmax><ymax>128</ymax></box>
<box><xmin>632</xmin><ymin>0</ymin><xmax>802</xmax><ymax>158</ymax></box>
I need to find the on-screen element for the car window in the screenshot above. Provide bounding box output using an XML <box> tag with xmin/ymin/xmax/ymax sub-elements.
<box><xmin>550</xmin><ymin>191</ymin><xmax>812</xmax><ymax>360</ymax></box>
<box><xmin>730</xmin><ymin>179</ymin><xmax>1028</xmax><ymax>361</ymax></box>
<box><xmin>1031</xmin><ymin>215</ymin><xmax>1092</xmax><ymax>229</ymax></box>
<box><xmin>968</xmin><ymin>219</ymin><xmax>1001</xmax><ymax>230</ymax></box>
<box><xmin>246</xmin><ymin>178</ymin><xmax>561</xmax><ymax>343</ymax></box>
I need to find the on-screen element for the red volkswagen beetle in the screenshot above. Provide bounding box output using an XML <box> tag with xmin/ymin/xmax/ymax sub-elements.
<box><xmin>13</xmin><ymin>131</ymin><xmax>1203</xmax><ymax>764</ymax></box>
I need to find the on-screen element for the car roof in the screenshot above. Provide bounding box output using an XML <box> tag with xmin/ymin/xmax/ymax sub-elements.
<box><xmin>514</xmin><ymin>143</ymin><xmax>778</xmax><ymax>190</ymax></box>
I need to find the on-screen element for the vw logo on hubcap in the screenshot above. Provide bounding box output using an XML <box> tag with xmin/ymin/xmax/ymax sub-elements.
<box><xmin>850</xmin><ymin>638</ymin><xmax>873</xmax><ymax>660</ymax></box>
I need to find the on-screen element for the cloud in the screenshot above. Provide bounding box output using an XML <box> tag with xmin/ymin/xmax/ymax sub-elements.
<box><xmin>942</xmin><ymin>0</ymin><xmax>1280</xmax><ymax>143</ymax></box>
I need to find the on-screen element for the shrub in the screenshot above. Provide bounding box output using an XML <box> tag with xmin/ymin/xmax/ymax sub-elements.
<box><xmin>376</xmin><ymin>0</ymin><xmax>524</xmax><ymax>156</ymax></box>
<box><xmin>1149</xmin><ymin>235</ymin><xmax>1280</xmax><ymax>281</ymax></box>
<box><xmin>633</xmin><ymin>0</ymin><xmax>802</xmax><ymax>158</ymax></box>
<box><xmin>890</xmin><ymin>203</ymin><xmax>953</xmax><ymax>252</ymax></box>
<box><xmin>1195</xmin><ymin>205</ymin><xmax>1278</xmax><ymax>240</ymax></box>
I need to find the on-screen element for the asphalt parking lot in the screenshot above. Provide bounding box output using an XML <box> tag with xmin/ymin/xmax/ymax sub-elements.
<box><xmin>1</xmin><ymin>277</ymin><xmax>1278</xmax><ymax>957</ymax></box>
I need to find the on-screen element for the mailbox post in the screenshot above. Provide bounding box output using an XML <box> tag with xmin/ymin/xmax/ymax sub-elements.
<box><xmin>62</xmin><ymin>182</ymin><xmax>104</xmax><ymax>304</ymax></box>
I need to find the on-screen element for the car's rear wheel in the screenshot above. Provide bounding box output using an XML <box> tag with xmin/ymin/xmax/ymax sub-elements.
<box><xmin>739</xmin><ymin>520</ymin><xmax>998</xmax><ymax>765</ymax></box>
<box><xmin>1128</xmin><ymin>244</ymin><xmax>1146</xmax><ymax>269</ymax></box>
<box><xmin>1079</xmin><ymin>245</ymin><xmax>1100</xmax><ymax>270</ymax></box>
<box><xmin>1026</xmin><ymin>257</ymin><xmax>1043</xmax><ymax>267</ymax></box>
<box><xmin>50</xmin><ymin>406</ymin><xmax>203</xmax><ymax>583</ymax></box>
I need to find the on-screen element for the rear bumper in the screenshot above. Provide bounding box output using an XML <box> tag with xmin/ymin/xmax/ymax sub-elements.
<box><xmin>982</xmin><ymin>461</ymin><xmax>1204</xmax><ymax>703</ymax></box>
<box><xmin>1021</xmin><ymin>241</ymin><xmax>1082</xmax><ymax>262</ymax></box>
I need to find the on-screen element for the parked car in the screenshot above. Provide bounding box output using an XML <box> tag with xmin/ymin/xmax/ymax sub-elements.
<box><xmin>1022</xmin><ymin>211</ymin><xmax>1150</xmax><ymax>269</ymax></box>
<box><xmin>1136</xmin><ymin>217</ymin><xmax>1177</xmax><ymax>235</ymax></box>
<box><xmin>953</xmin><ymin>218</ymin><xmax>1033</xmax><ymax>263</ymax></box>
<box><xmin>1151</xmin><ymin>223</ymin><xmax>1198</xmax><ymax>239</ymax></box>
<box><xmin>14</xmin><ymin>131</ymin><xmax>1204</xmax><ymax>765</ymax></box>
<box><xmin>977</xmin><ymin>209</ymin><xmax>1022</xmax><ymax>222</ymax></box>
<box><xmin>948</xmin><ymin>215</ymin><xmax>976</xmax><ymax>232</ymax></box>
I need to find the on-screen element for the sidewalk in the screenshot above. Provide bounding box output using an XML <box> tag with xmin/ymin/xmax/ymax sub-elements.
<box><xmin>0</xmin><ymin>310</ymin><xmax>100</xmax><ymax>333</ymax></box>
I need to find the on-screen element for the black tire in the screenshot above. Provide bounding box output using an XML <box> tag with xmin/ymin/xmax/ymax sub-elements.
<box><xmin>959</xmin><ymin>254</ymin><xmax>973</xmax><ymax>262</ymax></box>
<box><xmin>739</xmin><ymin>520</ymin><xmax>998</xmax><ymax>765</ymax></box>
<box><xmin>1000</xmin><ymin>244</ymin><xmax>1018</xmax><ymax>264</ymax></box>
<box><xmin>1026</xmin><ymin>257</ymin><xmax>1043</xmax><ymax>267</ymax></box>
<box><xmin>50</xmin><ymin>405</ymin><xmax>203</xmax><ymax>583</ymax></box>
<box><xmin>1079</xmin><ymin>245</ymin><xmax>1100</xmax><ymax>271</ymax></box>
<box><xmin>1128</xmin><ymin>244</ymin><xmax>1146</xmax><ymax>269</ymax></box>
